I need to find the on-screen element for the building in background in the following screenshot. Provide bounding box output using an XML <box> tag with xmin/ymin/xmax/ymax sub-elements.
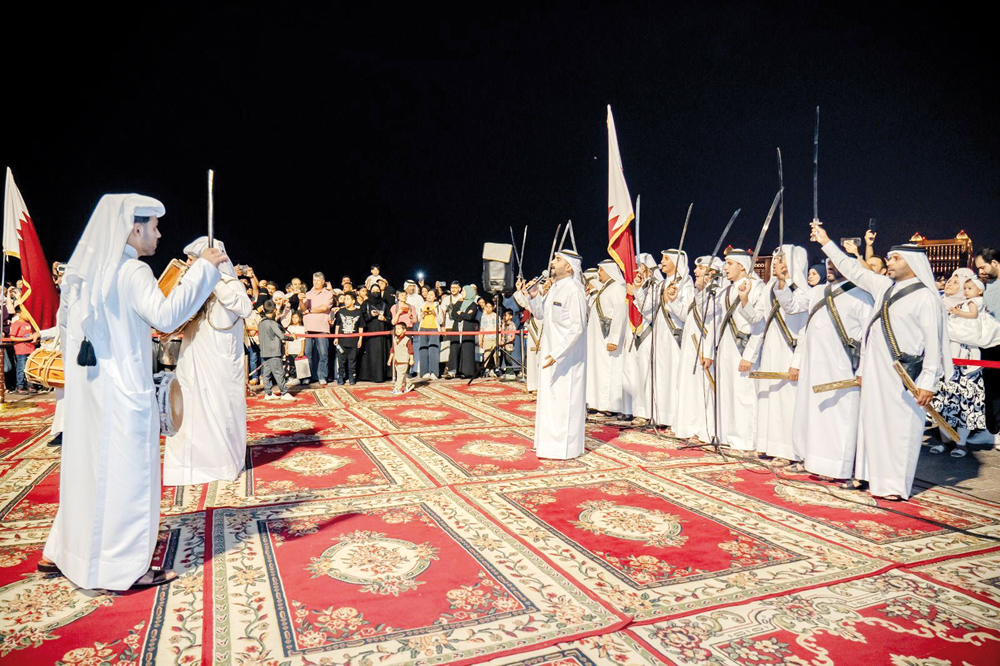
<box><xmin>910</xmin><ymin>231</ymin><xmax>973</xmax><ymax>276</ymax></box>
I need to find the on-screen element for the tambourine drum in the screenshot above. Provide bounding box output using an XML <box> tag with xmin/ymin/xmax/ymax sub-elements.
<box><xmin>154</xmin><ymin>371</ymin><xmax>184</xmax><ymax>437</ymax></box>
<box><xmin>24</xmin><ymin>349</ymin><xmax>64</xmax><ymax>389</ymax></box>
<box><xmin>157</xmin><ymin>259</ymin><xmax>189</xmax><ymax>298</ymax></box>
<box><xmin>155</xmin><ymin>259</ymin><xmax>196</xmax><ymax>337</ymax></box>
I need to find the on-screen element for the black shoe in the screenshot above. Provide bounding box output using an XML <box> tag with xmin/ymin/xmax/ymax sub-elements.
<box><xmin>48</xmin><ymin>433</ymin><xmax>63</xmax><ymax>447</ymax></box>
<box><xmin>839</xmin><ymin>479</ymin><xmax>868</xmax><ymax>491</ymax></box>
<box><xmin>337</xmin><ymin>380</ymin><xmax>346</xmax><ymax>385</ymax></box>
<box><xmin>349</xmin><ymin>380</ymin><xmax>357</xmax><ymax>385</ymax></box>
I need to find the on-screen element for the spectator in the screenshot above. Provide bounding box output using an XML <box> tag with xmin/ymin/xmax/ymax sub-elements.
<box><xmin>303</xmin><ymin>272</ymin><xmax>334</xmax><ymax>386</ymax></box>
<box><xmin>480</xmin><ymin>299</ymin><xmax>499</xmax><ymax>376</ymax></box>
<box><xmin>244</xmin><ymin>304</ymin><xmax>262</xmax><ymax>384</ymax></box>
<box><xmin>501</xmin><ymin>308</ymin><xmax>521</xmax><ymax>379</ymax></box>
<box><xmin>388</xmin><ymin>322</ymin><xmax>414</xmax><ymax>395</ymax></box>
<box><xmin>930</xmin><ymin>269</ymin><xmax>987</xmax><ymax>456</ymax></box>
<box><xmin>9</xmin><ymin>307</ymin><xmax>39</xmax><ymax>394</ymax></box>
<box><xmin>446</xmin><ymin>284</ymin><xmax>479</xmax><ymax>379</ymax></box>
<box><xmin>807</xmin><ymin>264</ymin><xmax>825</xmax><ymax>286</ymax></box>
<box><xmin>334</xmin><ymin>291</ymin><xmax>364</xmax><ymax>385</ymax></box>
<box><xmin>285</xmin><ymin>310</ymin><xmax>306</xmax><ymax>383</ymax></box>
<box><xmin>974</xmin><ymin>248</ymin><xmax>1000</xmax><ymax>446</ymax></box>
<box><xmin>415</xmin><ymin>289</ymin><xmax>443</xmax><ymax>379</ymax></box>
<box><xmin>258</xmin><ymin>301</ymin><xmax>296</xmax><ymax>402</ymax></box>
<box><xmin>391</xmin><ymin>292</ymin><xmax>415</xmax><ymax>329</ymax></box>
<box><xmin>359</xmin><ymin>284</ymin><xmax>392</xmax><ymax>382</ymax></box>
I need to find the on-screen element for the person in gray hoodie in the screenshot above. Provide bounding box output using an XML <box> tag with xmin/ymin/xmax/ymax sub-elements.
<box><xmin>259</xmin><ymin>300</ymin><xmax>296</xmax><ymax>401</ymax></box>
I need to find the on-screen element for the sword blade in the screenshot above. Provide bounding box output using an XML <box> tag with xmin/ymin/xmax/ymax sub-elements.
<box><xmin>520</xmin><ymin>225</ymin><xmax>528</xmax><ymax>279</ymax></box>
<box><xmin>548</xmin><ymin>224</ymin><xmax>562</xmax><ymax>270</ymax></box>
<box><xmin>777</xmin><ymin>148</ymin><xmax>784</xmax><ymax>249</ymax></box>
<box><xmin>567</xmin><ymin>219</ymin><xmax>577</xmax><ymax>252</ymax></box>
<box><xmin>709</xmin><ymin>208</ymin><xmax>741</xmax><ymax>260</ymax></box>
<box><xmin>750</xmin><ymin>190</ymin><xmax>782</xmax><ymax>272</ymax></box>
<box><xmin>208</xmin><ymin>169</ymin><xmax>215</xmax><ymax>248</ymax></box>
<box><xmin>509</xmin><ymin>226</ymin><xmax>523</xmax><ymax>277</ymax></box>
<box><xmin>812</xmin><ymin>106</ymin><xmax>819</xmax><ymax>222</ymax></box>
<box><xmin>678</xmin><ymin>202</ymin><xmax>692</xmax><ymax>255</ymax></box>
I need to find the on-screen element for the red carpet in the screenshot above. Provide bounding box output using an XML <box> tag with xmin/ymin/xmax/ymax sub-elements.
<box><xmin>1</xmin><ymin>380</ymin><xmax>999</xmax><ymax>664</ymax></box>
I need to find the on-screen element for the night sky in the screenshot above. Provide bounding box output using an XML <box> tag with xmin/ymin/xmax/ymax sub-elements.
<box><xmin>2</xmin><ymin>3</ymin><xmax>996</xmax><ymax>287</ymax></box>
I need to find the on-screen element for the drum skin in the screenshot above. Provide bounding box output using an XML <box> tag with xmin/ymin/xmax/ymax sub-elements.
<box><xmin>153</xmin><ymin>371</ymin><xmax>184</xmax><ymax>436</ymax></box>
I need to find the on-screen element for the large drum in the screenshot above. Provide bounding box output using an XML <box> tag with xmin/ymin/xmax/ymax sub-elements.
<box><xmin>157</xmin><ymin>339</ymin><xmax>182</xmax><ymax>368</ymax></box>
<box><xmin>24</xmin><ymin>349</ymin><xmax>64</xmax><ymax>389</ymax></box>
<box><xmin>154</xmin><ymin>371</ymin><xmax>184</xmax><ymax>437</ymax></box>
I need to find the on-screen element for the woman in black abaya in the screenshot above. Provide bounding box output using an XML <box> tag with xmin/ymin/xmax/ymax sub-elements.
<box><xmin>359</xmin><ymin>286</ymin><xmax>392</xmax><ymax>382</ymax></box>
<box><xmin>446</xmin><ymin>284</ymin><xmax>480</xmax><ymax>378</ymax></box>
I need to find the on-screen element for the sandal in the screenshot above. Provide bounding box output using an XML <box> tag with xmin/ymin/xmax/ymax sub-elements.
<box><xmin>130</xmin><ymin>567</ymin><xmax>177</xmax><ymax>589</ymax></box>
<box><xmin>877</xmin><ymin>494</ymin><xmax>903</xmax><ymax>502</ymax></box>
<box><xmin>950</xmin><ymin>447</ymin><xmax>968</xmax><ymax>458</ymax></box>
<box><xmin>928</xmin><ymin>443</ymin><xmax>946</xmax><ymax>454</ymax></box>
<box><xmin>839</xmin><ymin>479</ymin><xmax>868</xmax><ymax>491</ymax></box>
<box><xmin>37</xmin><ymin>559</ymin><xmax>61</xmax><ymax>574</ymax></box>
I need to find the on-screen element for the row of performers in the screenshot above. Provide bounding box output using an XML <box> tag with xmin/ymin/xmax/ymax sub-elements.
<box><xmin>519</xmin><ymin>223</ymin><xmax>967</xmax><ymax>504</ymax></box>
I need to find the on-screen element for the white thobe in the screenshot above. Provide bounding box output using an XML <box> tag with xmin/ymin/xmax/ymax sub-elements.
<box><xmin>622</xmin><ymin>280</ymin><xmax>658</xmax><ymax>419</ymax></box>
<box><xmin>710</xmin><ymin>278</ymin><xmax>767</xmax><ymax>450</ymax></box>
<box><xmin>514</xmin><ymin>290</ymin><xmax>541</xmax><ymax>392</ymax></box>
<box><xmin>40</xmin><ymin>325</ymin><xmax>66</xmax><ymax>436</ymax></box>
<box><xmin>440</xmin><ymin>295</ymin><xmax>454</xmax><ymax>363</ymax></box>
<box><xmin>585</xmin><ymin>279</ymin><xmax>627</xmax><ymax>413</ymax></box>
<box><xmin>825</xmin><ymin>243</ymin><xmax>945</xmax><ymax>499</ymax></box>
<box><xmin>529</xmin><ymin>277</ymin><xmax>588</xmax><ymax>459</ymax></box>
<box><xmin>164</xmin><ymin>276</ymin><xmax>253</xmax><ymax>485</ymax></box>
<box><xmin>749</xmin><ymin>281</ymin><xmax>809</xmax><ymax>459</ymax></box>
<box><xmin>791</xmin><ymin>280</ymin><xmax>874</xmax><ymax>478</ymax></box>
<box><xmin>674</xmin><ymin>287</ymin><xmax>720</xmax><ymax>441</ymax></box>
<box><xmin>44</xmin><ymin>246</ymin><xmax>219</xmax><ymax>590</ymax></box>
<box><xmin>652</xmin><ymin>278</ymin><xmax>694</xmax><ymax>427</ymax></box>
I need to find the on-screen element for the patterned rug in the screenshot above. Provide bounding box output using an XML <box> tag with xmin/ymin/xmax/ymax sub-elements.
<box><xmin>1</xmin><ymin>379</ymin><xmax>999</xmax><ymax>665</ymax></box>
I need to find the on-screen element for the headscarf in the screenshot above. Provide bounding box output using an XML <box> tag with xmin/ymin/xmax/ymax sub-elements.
<box><xmin>808</xmin><ymin>263</ymin><xmax>827</xmax><ymax>285</ymax></box>
<box><xmin>969</xmin><ymin>278</ymin><xmax>985</xmax><ymax>294</ymax></box>
<box><xmin>887</xmin><ymin>245</ymin><xmax>952</xmax><ymax>378</ymax></box>
<box><xmin>726</xmin><ymin>250</ymin><xmax>753</xmax><ymax>276</ymax></box>
<box><xmin>695</xmin><ymin>255</ymin><xmax>724</xmax><ymax>274</ymax></box>
<box><xmin>942</xmin><ymin>267</ymin><xmax>975</xmax><ymax>310</ymax></box>
<box><xmin>62</xmin><ymin>194</ymin><xmax>165</xmax><ymax>354</ymax></box>
<box><xmin>556</xmin><ymin>250</ymin><xmax>583</xmax><ymax>277</ymax></box>
<box><xmin>184</xmin><ymin>236</ymin><xmax>235</xmax><ymax>278</ymax></box>
<box><xmin>636</xmin><ymin>253</ymin><xmax>658</xmax><ymax>270</ymax></box>
<box><xmin>598</xmin><ymin>259</ymin><xmax>625</xmax><ymax>284</ymax></box>
<box><xmin>661</xmin><ymin>249</ymin><xmax>689</xmax><ymax>281</ymax></box>
<box><xmin>460</xmin><ymin>284</ymin><xmax>478</xmax><ymax>310</ymax></box>
<box><xmin>774</xmin><ymin>244</ymin><xmax>809</xmax><ymax>291</ymax></box>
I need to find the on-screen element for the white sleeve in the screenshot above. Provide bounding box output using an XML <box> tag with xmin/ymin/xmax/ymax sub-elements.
<box><xmin>547</xmin><ymin>287</ymin><xmax>587</xmax><ymax>364</ymax></box>
<box><xmin>914</xmin><ymin>294</ymin><xmax>944</xmax><ymax>392</ymax></box>
<box><xmin>123</xmin><ymin>258</ymin><xmax>220</xmax><ymax>333</ymax></box>
<box><xmin>822</xmin><ymin>241</ymin><xmax>889</xmax><ymax>298</ymax></box>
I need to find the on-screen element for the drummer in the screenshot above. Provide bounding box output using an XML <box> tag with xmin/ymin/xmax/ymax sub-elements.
<box><xmin>39</xmin><ymin>195</ymin><xmax>227</xmax><ymax>591</ymax></box>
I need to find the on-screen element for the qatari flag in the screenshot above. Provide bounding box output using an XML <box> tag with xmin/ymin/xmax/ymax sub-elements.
<box><xmin>606</xmin><ymin>106</ymin><xmax>640</xmax><ymax>330</ymax></box>
<box><xmin>3</xmin><ymin>167</ymin><xmax>59</xmax><ymax>331</ymax></box>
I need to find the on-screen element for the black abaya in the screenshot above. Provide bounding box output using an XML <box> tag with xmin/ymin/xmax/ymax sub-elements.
<box><xmin>359</xmin><ymin>299</ymin><xmax>392</xmax><ymax>382</ymax></box>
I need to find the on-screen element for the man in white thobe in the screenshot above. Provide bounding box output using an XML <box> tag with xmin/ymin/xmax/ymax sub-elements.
<box><xmin>748</xmin><ymin>245</ymin><xmax>810</xmax><ymax>462</ymax></box>
<box><xmin>813</xmin><ymin>223</ymin><xmax>949</xmax><ymax>500</ymax></box>
<box><xmin>653</xmin><ymin>250</ymin><xmax>694</xmax><ymax>428</ymax></box>
<box><xmin>675</xmin><ymin>257</ymin><xmax>725</xmax><ymax>441</ymax></box>
<box><xmin>790</xmin><ymin>258</ymin><xmax>874</xmax><ymax>479</ymax></box>
<box><xmin>522</xmin><ymin>250</ymin><xmax>588</xmax><ymax>459</ymax></box>
<box><xmin>586</xmin><ymin>260</ymin><xmax>628</xmax><ymax>415</ymax></box>
<box><xmin>704</xmin><ymin>250</ymin><xmax>767</xmax><ymax>451</ymax></box>
<box><xmin>40</xmin><ymin>195</ymin><xmax>226</xmax><ymax>590</ymax></box>
<box><xmin>163</xmin><ymin>237</ymin><xmax>253</xmax><ymax>486</ymax></box>
<box><xmin>513</xmin><ymin>287</ymin><xmax>542</xmax><ymax>392</ymax></box>
<box><xmin>622</xmin><ymin>253</ymin><xmax>660</xmax><ymax>425</ymax></box>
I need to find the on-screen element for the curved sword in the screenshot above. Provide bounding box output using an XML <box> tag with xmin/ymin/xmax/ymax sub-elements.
<box><xmin>669</xmin><ymin>203</ymin><xmax>694</xmax><ymax>285</ymax></box>
<box><xmin>750</xmin><ymin>189</ymin><xmax>783</xmax><ymax>272</ymax></box>
<box><xmin>812</xmin><ymin>106</ymin><xmax>820</xmax><ymax>223</ymax></box>
<box><xmin>777</xmin><ymin>148</ymin><xmax>784</xmax><ymax>252</ymax></box>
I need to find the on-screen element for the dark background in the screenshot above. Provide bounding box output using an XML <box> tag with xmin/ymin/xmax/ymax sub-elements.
<box><xmin>2</xmin><ymin>2</ymin><xmax>996</xmax><ymax>287</ymax></box>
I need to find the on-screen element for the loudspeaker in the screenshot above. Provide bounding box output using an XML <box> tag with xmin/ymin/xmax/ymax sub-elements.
<box><xmin>482</xmin><ymin>242</ymin><xmax>515</xmax><ymax>295</ymax></box>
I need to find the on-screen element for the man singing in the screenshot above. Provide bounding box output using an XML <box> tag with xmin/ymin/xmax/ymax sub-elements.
<box><xmin>40</xmin><ymin>195</ymin><xmax>226</xmax><ymax>589</ymax></box>
<box><xmin>520</xmin><ymin>250</ymin><xmax>588</xmax><ymax>459</ymax></box>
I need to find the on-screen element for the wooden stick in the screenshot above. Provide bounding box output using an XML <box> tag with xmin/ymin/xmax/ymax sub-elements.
<box><xmin>749</xmin><ymin>371</ymin><xmax>792</xmax><ymax>380</ymax></box>
<box><xmin>812</xmin><ymin>378</ymin><xmax>860</xmax><ymax>393</ymax></box>
<box><xmin>892</xmin><ymin>361</ymin><xmax>959</xmax><ymax>442</ymax></box>
<box><xmin>692</xmin><ymin>333</ymin><xmax>716</xmax><ymax>391</ymax></box>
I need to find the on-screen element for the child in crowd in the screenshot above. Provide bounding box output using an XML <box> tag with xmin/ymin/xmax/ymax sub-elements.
<box><xmin>388</xmin><ymin>322</ymin><xmax>414</xmax><ymax>394</ymax></box>
<box><xmin>284</xmin><ymin>311</ymin><xmax>306</xmax><ymax>385</ymax></box>
<box><xmin>932</xmin><ymin>273</ymin><xmax>988</xmax><ymax>457</ymax></box>
<box><xmin>479</xmin><ymin>299</ymin><xmax>498</xmax><ymax>376</ymax></box>
<box><xmin>334</xmin><ymin>291</ymin><xmax>364</xmax><ymax>385</ymax></box>
<box><xmin>258</xmin><ymin>301</ymin><xmax>296</xmax><ymax>402</ymax></box>
<box><xmin>500</xmin><ymin>308</ymin><xmax>520</xmax><ymax>379</ymax></box>
<box><xmin>391</xmin><ymin>292</ymin><xmax>415</xmax><ymax>329</ymax></box>
<box><xmin>9</xmin><ymin>307</ymin><xmax>39</xmax><ymax>394</ymax></box>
